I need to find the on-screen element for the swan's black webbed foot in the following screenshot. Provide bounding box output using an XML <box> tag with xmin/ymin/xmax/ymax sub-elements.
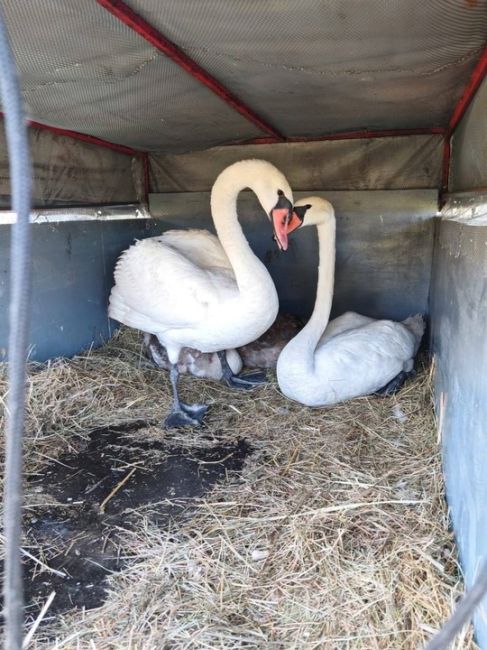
<box><xmin>375</xmin><ymin>369</ymin><xmax>416</xmax><ymax>397</ymax></box>
<box><xmin>217</xmin><ymin>351</ymin><xmax>267</xmax><ymax>390</ymax></box>
<box><xmin>224</xmin><ymin>371</ymin><xmax>267</xmax><ymax>389</ymax></box>
<box><xmin>164</xmin><ymin>362</ymin><xmax>208</xmax><ymax>428</ymax></box>
<box><xmin>164</xmin><ymin>409</ymin><xmax>200</xmax><ymax>429</ymax></box>
<box><xmin>239</xmin><ymin>370</ymin><xmax>267</xmax><ymax>383</ymax></box>
<box><xmin>180</xmin><ymin>402</ymin><xmax>209</xmax><ymax>422</ymax></box>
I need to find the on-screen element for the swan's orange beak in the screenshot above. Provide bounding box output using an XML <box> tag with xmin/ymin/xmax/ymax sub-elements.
<box><xmin>286</xmin><ymin>211</ymin><xmax>303</xmax><ymax>235</ymax></box>
<box><xmin>285</xmin><ymin>204</ymin><xmax>309</xmax><ymax>237</ymax></box>
<box><xmin>271</xmin><ymin>192</ymin><xmax>293</xmax><ymax>251</ymax></box>
<box><xmin>271</xmin><ymin>208</ymin><xmax>291</xmax><ymax>251</ymax></box>
<box><xmin>272</xmin><ymin>209</ymin><xmax>304</xmax><ymax>248</ymax></box>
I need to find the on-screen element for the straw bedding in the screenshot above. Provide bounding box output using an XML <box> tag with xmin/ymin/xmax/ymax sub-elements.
<box><xmin>0</xmin><ymin>327</ymin><xmax>477</xmax><ymax>649</ymax></box>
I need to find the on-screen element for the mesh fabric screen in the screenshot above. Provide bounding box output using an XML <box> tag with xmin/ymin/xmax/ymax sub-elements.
<box><xmin>2</xmin><ymin>0</ymin><xmax>487</xmax><ymax>152</ymax></box>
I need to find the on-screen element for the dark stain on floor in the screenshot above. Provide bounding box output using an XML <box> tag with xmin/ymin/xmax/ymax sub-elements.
<box><xmin>19</xmin><ymin>423</ymin><xmax>251</xmax><ymax>620</ymax></box>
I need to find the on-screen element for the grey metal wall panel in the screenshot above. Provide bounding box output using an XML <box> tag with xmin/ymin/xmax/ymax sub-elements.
<box><xmin>149</xmin><ymin>189</ymin><xmax>437</xmax><ymax>322</ymax></box>
<box><xmin>441</xmin><ymin>192</ymin><xmax>487</xmax><ymax>227</ymax></box>
<box><xmin>450</xmin><ymin>78</ymin><xmax>487</xmax><ymax>192</ymax></box>
<box><xmin>149</xmin><ymin>136</ymin><xmax>443</xmax><ymax>192</ymax></box>
<box><xmin>0</xmin><ymin>127</ymin><xmax>139</xmax><ymax>208</ymax></box>
<box><xmin>430</xmin><ymin>219</ymin><xmax>487</xmax><ymax>647</ymax></box>
<box><xmin>0</xmin><ymin>219</ymin><xmax>165</xmax><ymax>361</ymax></box>
<box><xmin>0</xmin><ymin>189</ymin><xmax>437</xmax><ymax>362</ymax></box>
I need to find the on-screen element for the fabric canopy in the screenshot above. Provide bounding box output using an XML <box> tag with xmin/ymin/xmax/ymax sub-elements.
<box><xmin>1</xmin><ymin>0</ymin><xmax>486</xmax><ymax>153</ymax></box>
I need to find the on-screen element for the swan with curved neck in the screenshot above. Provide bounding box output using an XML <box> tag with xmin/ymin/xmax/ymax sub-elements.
<box><xmin>109</xmin><ymin>159</ymin><xmax>293</xmax><ymax>427</ymax></box>
<box><xmin>276</xmin><ymin>197</ymin><xmax>424</xmax><ymax>407</ymax></box>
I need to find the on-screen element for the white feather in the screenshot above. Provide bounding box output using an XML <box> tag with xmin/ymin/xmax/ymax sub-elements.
<box><xmin>277</xmin><ymin>198</ymin><xmax>425</xmax><ymax>407</ymax></box>
<box><xmin>108</xmin><ymin>160</ymin><xmax>293</xmax><ymax>366</ymax></box>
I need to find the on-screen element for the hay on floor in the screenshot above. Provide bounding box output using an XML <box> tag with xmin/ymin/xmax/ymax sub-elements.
<box><xmin>0</xmin><ymin>327</ymin><xmax>477</xmax><ymax>649</ymax></box>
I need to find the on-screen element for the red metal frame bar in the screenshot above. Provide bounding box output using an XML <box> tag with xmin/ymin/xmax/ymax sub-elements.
<box><xmin>446</xmin><ymin>44</ymin><xmax>487</xmax><ymax>138</ymax></box>
<box><xmin>96</xmin><ymin>0</ymin><xmax>283</xmax><ymax>140</ymax></box>
<box><xmin>12</xmin><ymin>115</ymin><xmax>140</xmax><ymax>156</ymax></box>
<box><xmin>441</xmin><ymin>44</ymin><xmax>487</xmax><ymax>194</ymax></box>
<box><xmin>1</xmin><ymin>110</ymin><xmax>142</xmax><ymax>156</ymax></box>
<box><xmin>234</xmin><ymin>127</ymin><xmax>445</xmax><ymax>145</ymax></box>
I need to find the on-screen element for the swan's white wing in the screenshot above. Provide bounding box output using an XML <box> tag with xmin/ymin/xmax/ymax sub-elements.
<box><xmin>158</xmin><ymin>229</ymin><xmax>232</xmax><ymax>270</ymax></box>
<box><xmin>318</xmin><ymin>311</ymin><xmax>374</xmax><ymax>347</ymax></box>
<box><xmin>109</xmin><ymin>235</ymin><xmax>237</xmax><ymax>331</ymax></box>
<box><xmin>315</xmin><ymin>320</ymin><xmax>416</xmax><ymax>392</ymax></box>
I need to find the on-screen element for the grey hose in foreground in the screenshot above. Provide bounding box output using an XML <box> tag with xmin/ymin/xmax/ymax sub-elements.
<box><xmin>424</xmin><ymin>559</ymin><xmax>487</xmax><ymax>650</ymax></box>
<box><xmin>0</xmin><ymin>6</ymin><xmax>32</xmax><ymax>650</ymax></box>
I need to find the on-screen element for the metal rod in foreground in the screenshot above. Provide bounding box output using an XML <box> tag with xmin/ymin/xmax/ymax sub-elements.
<box><xmin>425</xmin><ymin>559</ymin><xmax>487</xmax><ymax>650</ymax></box>
<box><xmin>0</xmin><ymin>6</ymin><xmax>32</xmax><ymax>650</ymax></box>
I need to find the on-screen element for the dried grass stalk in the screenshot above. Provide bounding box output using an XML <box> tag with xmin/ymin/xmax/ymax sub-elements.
<box><xmin>0</xmin><ymin>328</ymin><xmax>477</xmax><ymax>649</ymax></box>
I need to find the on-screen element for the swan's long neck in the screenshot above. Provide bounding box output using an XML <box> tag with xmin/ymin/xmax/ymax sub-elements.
<box><xmin>210</xmin><ymin>167</ymin><xmax>272</xmax><ymax>293</ymax></box>
<box><xmin>285</xmin><ymin>215</ymin><xmax>336</xmax><ymax>366</ymax></box>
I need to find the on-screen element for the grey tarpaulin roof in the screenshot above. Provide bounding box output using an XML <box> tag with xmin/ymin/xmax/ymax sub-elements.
<box><xmin>1</xmin><ymin>0</ymin><xmax>487</xmax><ymax>153</ymax></box>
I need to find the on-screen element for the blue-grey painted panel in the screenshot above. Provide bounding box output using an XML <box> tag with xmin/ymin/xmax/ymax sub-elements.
<box><xmin>0</xmin><ymin>219</ymin><xmax>165</xmax><ymax>361</ymax></box>
<box><xmin>430</xmin><ymin>219</ymin><xmax>487</xmax><ymax>647</ymax></box>
<box><xmin>0</xmin><ymin>189</ymin><xmax>437</xmax><ymax>362</ymax></box>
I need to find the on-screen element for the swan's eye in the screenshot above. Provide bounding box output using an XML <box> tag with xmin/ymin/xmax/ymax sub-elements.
<box><xmin>277</xmin><ymin>189</ymin><xmax>284</xmax><ymax>196</ymax></box>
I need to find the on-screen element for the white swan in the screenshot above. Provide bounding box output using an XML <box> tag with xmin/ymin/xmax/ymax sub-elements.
<box><xmin>109</xmin><ymin>159</ymin><xmax>293</xmax><ymax>427</ymax></box>
<box><xmin>276</xmin><ymin>197</ymin><xmax>425</xmax><ymax>407</ymax></box>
